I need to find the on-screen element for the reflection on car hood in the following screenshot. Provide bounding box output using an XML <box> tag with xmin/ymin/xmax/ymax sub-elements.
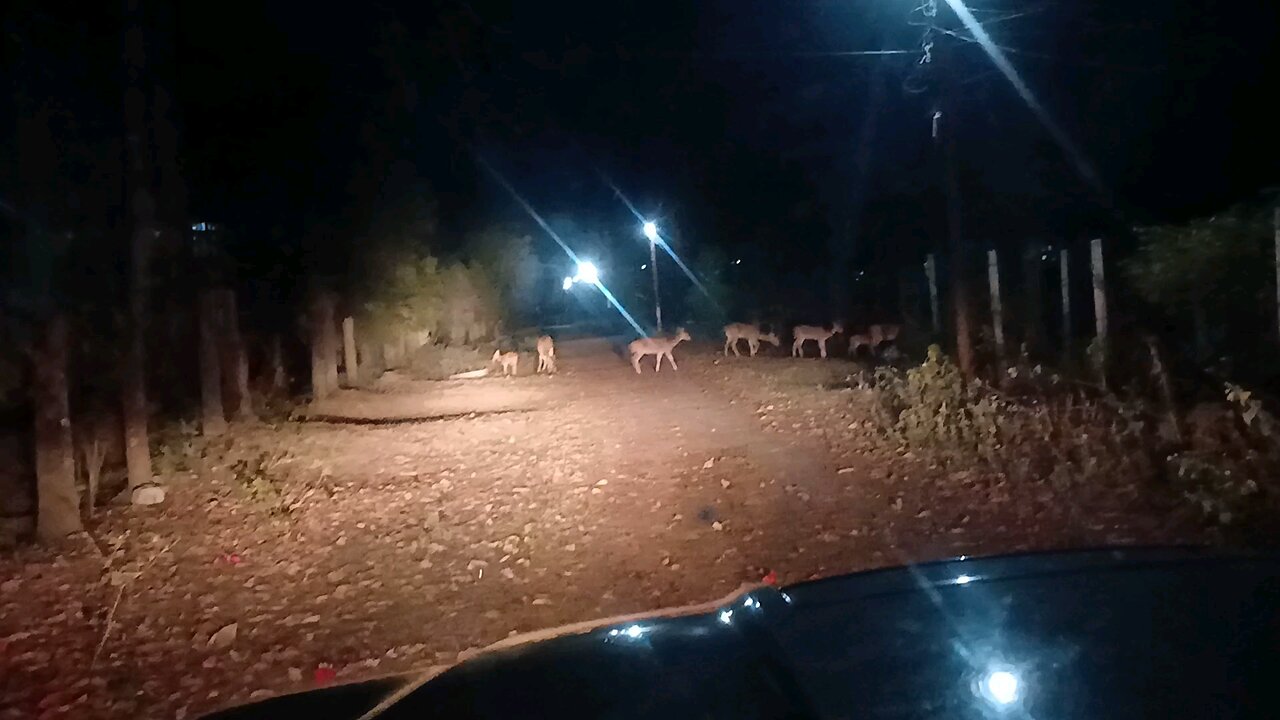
<box><xmin>203</xmin><ymin>547</ymin><xmax>1280</xmax><ymax>719</ymax></box>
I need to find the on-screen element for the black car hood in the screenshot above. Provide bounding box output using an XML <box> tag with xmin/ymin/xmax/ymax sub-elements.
<box><xmin>203</xmin><ymin>547</ymin><xmax>1280</xmax><ymax>719</ymax></box>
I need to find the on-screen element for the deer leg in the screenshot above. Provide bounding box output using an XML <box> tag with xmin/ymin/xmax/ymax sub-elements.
<box><xmin>792</xmin><ymin>340</ymin><xmax>801</xmax><ymax>357</ymax></box>
<box><xmin>655</xmin><ymin>353</ymin><xmax>662</xmax><ymax>372</ymax></box>
<box><xmin>749</xmin><ymin>339</ymin><xmax>759</xmax><ymax>356</ymax></box>
<box><xmin>666</xmin><ymin>352</ymin><xmax>679</xmax><ymax>371</ymax></box>
<box><xmin>632</xmin><ymin>354</ymin><xmax>643</xmax><ymax>374</ymax></box>
<box><xmin>733</xmin><ymin>339</ymin><xmax>743</xmax><ymax>357</ymax></box>
<box><xmin>819</xmin><ymin>339</ymin><xmax>828</xmax><ymax>358</ymax></box>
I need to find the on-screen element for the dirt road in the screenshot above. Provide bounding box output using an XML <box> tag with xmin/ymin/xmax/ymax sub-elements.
<box><xmin>0</xmin><ymin>338</ymin><xmax>1201</xmax><ymax>719</ymax></box>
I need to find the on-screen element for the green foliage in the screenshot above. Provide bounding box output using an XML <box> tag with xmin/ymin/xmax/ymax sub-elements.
<box><xmin>407</xmin><ymin>343</ymin><xmax>492</xmax><ymax>380</ymax></box>
<box><xmin>350</xmin><ymin>197</ymin><xmax>444</xmax><ymax>344</ymax></box>
<box><xmin>869</xmin><ymin>345</ymin><xmax>1155</xmax><ymax>492</ymax></box>
<box><xmin>683</xmin><ymin>246</ymin><xmax>732</xmax><ymax>327</ymax></box>
<box><xmin>1124</xmin><ymin>204</ymin><xmax>1270</xmax><ymax>312</ymax></box>
<box><xmin>230</xmin><ymin>450</ymin><xmax>292</xmax><ymax>515</ymax></box>
<box><xmin>466</xmin><ymin>227</ymin><xmax>542</xmax><ymax>326</ymax></box>
<box><xmin>1169</xmin><ymin>383</ymin><xmax>1280</xmax><ymax>535</ymax></box>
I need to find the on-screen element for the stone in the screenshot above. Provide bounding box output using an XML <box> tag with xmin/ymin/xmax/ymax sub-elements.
<box><xmin>131</xmin><ymin>484</ymin><xmax>166</xmax><ymax>506</ymax></box>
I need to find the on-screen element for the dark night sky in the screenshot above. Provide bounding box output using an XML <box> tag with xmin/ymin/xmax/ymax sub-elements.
<box><xmin>149</xmin><ymin>1</ymin><xmax>1280</xmax><ymax>288</ymax></box>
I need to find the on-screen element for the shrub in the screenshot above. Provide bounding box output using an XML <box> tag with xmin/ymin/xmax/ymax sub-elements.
<box><xmin>407</xmin><ymin>342</ymin><xmax>492</xmax><ymax>380</ymax></box>
<box><xmin>868</xmin><ymin>345</ymin><xmax>1157</xmax><ymax>492</ymax></box>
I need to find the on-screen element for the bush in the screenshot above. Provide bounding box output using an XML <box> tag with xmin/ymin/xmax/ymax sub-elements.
<box><xmin>407</xmin><ymin>342</ymin><xmax>492</xmax><ymax>380</ymax></box>
<box><xmin>865</xmin><ymin>346</ymin><xmax>1280</xmax><ymax>544</ymax></box>
<box><xmin>1166</xmin><ymin>383</ymin><xmax>1280</xmax><ymax>540</ymax></box>
<box><xmin>868</xmin><ymin>345</ymin><xmax>1157</xmax><ymax>494</ymax></box>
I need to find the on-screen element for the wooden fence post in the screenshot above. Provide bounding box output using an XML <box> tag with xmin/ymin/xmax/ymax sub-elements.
<box><xmin>1059</xmin><ymin>248</ymin><xmax>1071</xmax><ymax>362</ymax></box>
<box><xmin>1273</xmin><ymin>207</ymin><xmax>1279</xmax><ymax>344</ymax></box>
<box><xmin>1090</xmin><ymin>238</ymin><xmax>1108</xmax><ymax>384</ymax></box>
<box><xmin>988</xmin><ymin>249</ymin><xmax>1005</xmax><ymax>375</ymax></box>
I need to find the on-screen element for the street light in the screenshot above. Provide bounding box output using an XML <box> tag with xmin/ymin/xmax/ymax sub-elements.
<box><xmin>576</xmin><ymin>260</ymin><xmax>600</xmax><ymax>285</ymax></box>
<box><xmin>642</xmin><ymin>221</ymin><xmax>662</xmax><ymax>333</ymax></box>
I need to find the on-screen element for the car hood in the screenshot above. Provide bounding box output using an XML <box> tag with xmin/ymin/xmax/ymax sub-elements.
<box><xmin>203</xmin><ymin>547</ymin><xmax>1280</xmax><ymax>719</ymax></box>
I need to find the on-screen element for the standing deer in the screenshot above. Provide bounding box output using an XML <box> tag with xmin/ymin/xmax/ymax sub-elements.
<box><xmin>723</xmin><ymin>323</ymin><xmax>780</xmax><ymax>357</ymax></box>
<box><xmin>847</xmin><ymin>331</ymin><xmax>875</xmax><ymax>357</ymax></box>
<box><xmin>629</xmin><ymin>328</ymin><xmax>691</xmax><ymax>374</ymax></box>
<box><xmin>491</xmin><ymin>350</ymin><xmax>519</xmax><ymax>376</ymax></box>
<box><xmin>536</xmin><ymin>335</ymin><xmax>557</xmax><ymax>374</ymax></box>
<box><xmin>792</xmin><ymin>323</ymin><xmax>843</xmax><ymax>358</ymax></box>
<box><xmin>870</xmin><ymin>324</ymin><xmax>901</xmax><ymax>347</ymax></box>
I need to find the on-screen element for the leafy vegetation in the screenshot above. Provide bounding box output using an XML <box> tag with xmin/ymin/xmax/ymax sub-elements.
<box><xmin>864</xmin><ymin>344</ymin><xmax>1280</xmax><ymax>546</ymax></box>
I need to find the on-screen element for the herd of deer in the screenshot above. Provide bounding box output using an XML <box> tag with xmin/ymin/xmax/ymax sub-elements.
<box><xmin>492</xmin><ymin>322</ymin><xmax>899</xmax><ymax>377</ymax></box>
<box><xmin>490</xmin><ymin>335</ymin><xmax>557</xmax><ymax>377</ymax></box>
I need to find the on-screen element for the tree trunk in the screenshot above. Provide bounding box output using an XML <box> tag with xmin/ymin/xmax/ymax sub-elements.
<box><xmin>924</xmin><ymin>254</ymin><xmax>941</xmax><ymax>334</ymax></box>
<box><xmin>269</xmin><ymin>334</ymin><xmax>287</xmax><ymax>395</ymax></box>
<box><xmin>342</xmin><ymin>316</ymin><xmax>359</xmax><ymax>387</ymax></box>
<box><xmin>218</xmin><ymin>289</ymin><xmax>254</xmax><ymax>420</ymax></box>
<box><xmin>324</xmin><ymin>303</ymin><xmax>340</xmax><ymax>394</ymax></box>
<box><xmin>360</xmin><ymin>342</ymin><xmax>380</xmax><ymax>379</ymax></box>
<box><xmin>34</xmin><ymin>316</ymin><xmax>83</xmax><ymax>541</ymax></box>
<box><xmin>198</xmin><ymin>290</ymin><xmax>227</xmax><ymax>435</ymax></box>
<box><xmin>309</xmin><ymin>293</ymin><xmax>337</xmax><ymax>400</ymax></box>
<box><xmin>122</xmin><ymin>2</ymin><xmax>154</xmax><ymax>492</ymax></box>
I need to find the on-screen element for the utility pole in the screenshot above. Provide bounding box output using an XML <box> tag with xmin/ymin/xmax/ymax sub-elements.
<box><xmin>650</xmin><ymin>238</ymin><xmax>662</xmax><ymax>333</ymax></box>
<box><xmin>643</xmin><ymin>221</ymin><xmax>663</xmax><ymax>334</ymax></box>
<box><xmin>936</xmin><ymin>35</ymin><xmax>974</xmax><ymax>377</ymax></box>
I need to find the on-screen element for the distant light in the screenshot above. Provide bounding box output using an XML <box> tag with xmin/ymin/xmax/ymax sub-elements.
<box><xmin>742</xmin><ymin>596</ymin><xmax>760</xmax><ymax>609</ymax></box>
<box><xmin>576</xmin><ymin>261</ymin><xmax>600</xmax><ymax>285</ymax></box>
<box><xmin>955</xmin><ymin>574</ymin><xmax>974</xmax><ymax>585</ymax></box>
<box><xmin>983</xmin><ymin>670</ymin><xmax>1020</xmax><ymax>705</ymax></box>
<box><xmin>624</xmin><ymin>625</ymin><xmax>643</xmax><ymax>639</ymax></box>
<box><xmin>733</xmin><ymin>259</ymin><xmax>742</xmax><ymax>265</ymax></box>
<box><xmin>718</xmin><ymin>609</ymin><xmax>733</xmax><ymax>625</ymax></box>
<box><xmin>562</xmin><ymin>276</ymin><xmax>574</xmax><ymax>291</ymax></box>
<box><xmin>640</xmin><ymin>264</ymin><xmax>647</xmax><ymax>270</ymax></box>
<box><xmin>643</xmin><ymin>221</ymin><xmax>658</xmax><ymax>241</ymax></box>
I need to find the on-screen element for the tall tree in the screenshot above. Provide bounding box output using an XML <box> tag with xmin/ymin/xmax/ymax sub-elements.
<box><xmin>33</xmin><ymin>315</ymin><xmax>82</xmax><ymax>540</ymax></box>
<box><xmin>120</xmin><ymin>1</ymin><xmax>155</xmax><ymax>493</ymax></box>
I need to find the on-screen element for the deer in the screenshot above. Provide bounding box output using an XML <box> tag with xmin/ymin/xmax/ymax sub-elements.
<box><xmin>536</xmin><ymin>335</ymin><xmax>556</xmax><ymax>374</ymax></box>
<box><xmin>849</xmin><ymin>324</ymin><xmax>902</xmax><ymax>358</ymax></box>
<box><xmin>870</xmin><ymin>324</ymin><xmax>901</xmax><ymax>347</ymax></box>
<box><xmin>847</xmin><ymin>331</ymin><xmax>875</xmax><ymax>358</ymax></box>
<box><xmin>491</xmin><ymin>350</ymin><xmax>519</xmax><ymax>376</ymax></box>
<box><xmin>628</xmin><ymin>328</ymin><xmax>691</xmax><ymax>374</ymax></box>
<box><xmin>723</xmin><ymin>323</ymin><xmax>780</xmax><ymax>357</ymax></box>
<box><xmin>791</xmin><ymin>323</ymin><xmax>843</xmax><ymax>358</ymax></box>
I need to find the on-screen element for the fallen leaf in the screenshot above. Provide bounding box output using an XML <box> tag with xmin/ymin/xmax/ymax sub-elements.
<box><xmin>208</xmin><ymin>623</ymin><xmax>237</xmax><ymax>649</ymax></box>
